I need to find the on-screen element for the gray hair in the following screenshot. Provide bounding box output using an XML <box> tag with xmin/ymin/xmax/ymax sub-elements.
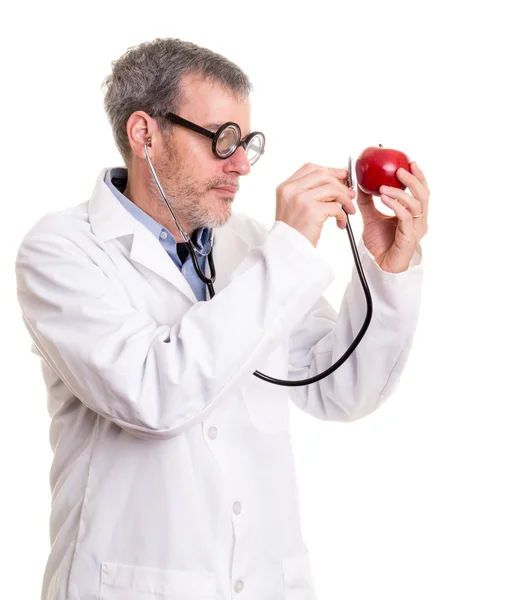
<box><xmin>102</xmin><ymin>38</ymin><xmax>253</xmax><ymax>165</ymax></box>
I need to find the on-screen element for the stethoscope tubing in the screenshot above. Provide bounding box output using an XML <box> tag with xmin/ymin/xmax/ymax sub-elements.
<box><xmin>144</xmin><ymin>145</ymin><xmax>373</xmax><ymax>387</ymax></box>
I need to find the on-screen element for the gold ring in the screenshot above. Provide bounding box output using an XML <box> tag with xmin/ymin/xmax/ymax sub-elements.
<box><xmin>412</xmin><ymin>212</ymin><xmax>423</xmax><ymax>219</ymax></box>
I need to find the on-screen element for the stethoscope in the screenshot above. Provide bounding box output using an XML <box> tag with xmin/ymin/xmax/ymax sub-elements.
<box><xmin>144</xmin><ymin>143</ymin><xmax>373</xmax><ymax>387</ymax></box>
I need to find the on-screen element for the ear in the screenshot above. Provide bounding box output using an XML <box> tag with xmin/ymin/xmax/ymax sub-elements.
<box><xmin>126</xmin><ymin>111</ymin><xmax>160</xmax><ymax>160</ymax></box>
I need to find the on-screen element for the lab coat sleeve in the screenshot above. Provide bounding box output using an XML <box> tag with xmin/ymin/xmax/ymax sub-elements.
<box><xmin>15</xmin><ymin>220</ymin><xmax>335</xmax><ymax>440</ymax></box>
<box><xmin>286</xmin><ymin>237</ymin><xmax>423</xmax><ymax>421</ymax></box>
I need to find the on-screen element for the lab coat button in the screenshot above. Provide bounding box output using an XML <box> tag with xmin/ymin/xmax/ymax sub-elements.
<box><xmin>234</xmin><ymin>580</ymin><xmax>244</xmax><ymax>593</ymax></box>
<box><xmin>232</xmin><ymin>501</ymin><xmax>242</xmax><ymax>515</ymax></box>
<box><xmin>208</xmin><ymin>426</ymin><xmax>218</xmax><ymax>440</ymax></box>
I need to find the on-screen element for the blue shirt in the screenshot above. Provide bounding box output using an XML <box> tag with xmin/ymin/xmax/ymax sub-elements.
<box><xmin>105</xmin><ymin>168</ymin><xmax>211</xmax><ymax>302</ymax></box>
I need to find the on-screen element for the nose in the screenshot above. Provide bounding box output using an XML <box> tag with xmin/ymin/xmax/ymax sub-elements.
<box><xmin>223</xmin><ymin>145</ymin><xmax>251</xmax><ymax>176</ymax></box>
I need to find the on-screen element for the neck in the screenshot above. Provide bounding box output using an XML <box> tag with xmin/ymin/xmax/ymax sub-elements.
<box><xmin>123</xmin><ymin>162</ymin><xmax>195</xmax><ymax>242</ymax></box>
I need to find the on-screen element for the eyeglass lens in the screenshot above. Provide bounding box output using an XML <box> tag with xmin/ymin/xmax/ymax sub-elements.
<box><xmin>215</xmin><ymin>125</ymin><xmax>264</xmax><ymax>164</ymax></box>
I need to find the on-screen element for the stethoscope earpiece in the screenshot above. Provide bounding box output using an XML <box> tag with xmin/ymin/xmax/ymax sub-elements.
<box><xmin>143</xmin><ymin>144</ymin><xmax>216</xmax><ymax>283</ymax></box>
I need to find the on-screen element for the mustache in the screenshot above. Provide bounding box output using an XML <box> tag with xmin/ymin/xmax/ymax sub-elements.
<box><xmin>207</xmin><ymin>178</ymin><xmax>240</xmax><ymax>191</ymax></box>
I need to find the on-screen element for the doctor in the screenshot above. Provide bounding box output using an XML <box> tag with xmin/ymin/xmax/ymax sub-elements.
<box><xmin>16</xmin><ymin>38</ymin><xmax>428</xmax><ymax>600</ymax></box>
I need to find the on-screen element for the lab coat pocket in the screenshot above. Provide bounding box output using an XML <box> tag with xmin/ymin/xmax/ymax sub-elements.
<box><xmin>282</xmin><ymin>550</ymin><xmax>318</xmax><ymax>600</ymax></box>
<box><xmin>242</xmin><ymin>344</ymin><xmax>290</xmax><ymax>434</ymax></box>
<box><xmin>100</xmin><ymin>562</ymin><xmax>217</xmax><ymax>599</ymax></box>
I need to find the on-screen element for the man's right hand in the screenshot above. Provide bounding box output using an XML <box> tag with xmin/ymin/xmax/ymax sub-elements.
<box><xmin>275</xmin><ymin>163</ymin><xmax>357</xmax><ymax>247</ymax></box>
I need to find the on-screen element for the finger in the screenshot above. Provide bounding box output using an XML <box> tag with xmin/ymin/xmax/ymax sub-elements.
<box><xmin>395</xmin><ymin>167</ymin><xmax>428</xmax><ymax>203</ymax></box>
<box><xmin>378</xmin><ymin>186</ymin><xmax>422</xmax><ymax>217</ymax></box>
<box><xmin>281</xmin><ymin>173</ymin><xmax>357</xmax><ymax>213</ymax></box>
<box><xmin>286</xmin><ymin>163</ymin><xmax>349</xmax><ymax>184</ymax></box>
<box><xmin>291</xmin><ymin>170</ymin><xmax>353</xmax><ymax>192</ymax></box>
<box><xmin>356</xmin><ymin>186</ymin><xmax>380</xmax><ymax>223</ymax></box>
<box><xmin>409</xmin><ymin>162</ymin><xmax>430</xmax><ymax>216</ymax></box>
<box><xmin>379</xmin><ymin>194</ymin><xmax>416</xmax><ymax>239</ymax></box>
<box><xmin>300</xmin><ymin>183</ymin><xmax>357</xmax><ymax>215</ymax></box>
<box><xmin>410</xmin><ymin>161</ymin><xmax>429</xmax><ymax>192</ymax></box>
<box><xmin>396</xmin><ymin>166</ymin><xmax>430</xmax><ymax>219</ymax></box>
<box><xmin>317</xmin><ymin>200</ymin><xmax>348</xmax><ymax>229</ymax></box>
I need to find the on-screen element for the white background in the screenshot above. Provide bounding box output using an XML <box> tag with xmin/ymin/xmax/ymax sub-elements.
<box><xmin>2</xmin><ymin>0</ymin><xmax>514</xmax><ymax>597</ymax></box>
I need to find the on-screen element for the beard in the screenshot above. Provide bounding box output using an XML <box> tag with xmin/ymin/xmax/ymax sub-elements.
<box><xmin>148</xmin><ymin>140</ymin><xmax>239</xmax><ymax>231</ymax></box>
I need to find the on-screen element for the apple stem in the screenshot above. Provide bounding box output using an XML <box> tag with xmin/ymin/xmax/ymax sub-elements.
<box><xmin>379</xmin><ymin>143</ymin><xmax>383</xmax><ymax>148</ymax></box>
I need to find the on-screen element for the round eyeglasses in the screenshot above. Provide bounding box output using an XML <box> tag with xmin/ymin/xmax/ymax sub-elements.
<box><xmin>160</xmin><ymin>112</ymin><xmax>265</xmax><ymax>165</ymax></box>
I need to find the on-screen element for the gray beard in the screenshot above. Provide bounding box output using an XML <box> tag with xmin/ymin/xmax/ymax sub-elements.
<box><xmin>147</xmin><ymin>166</ymin><xmax>235</xmax><ymax>231</ymax></box>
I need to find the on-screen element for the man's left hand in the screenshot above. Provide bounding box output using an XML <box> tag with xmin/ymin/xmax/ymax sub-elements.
<box><xmin>356</xmin><ymin>162</ymin><xmax>429</xmax><ymax>273</ymax></box>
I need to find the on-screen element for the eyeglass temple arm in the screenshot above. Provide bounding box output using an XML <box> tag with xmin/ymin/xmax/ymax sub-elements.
<box><xmin>164</xmin><ymin>113</ymin><xmax>216</xmax><ymax>139</ymax></box>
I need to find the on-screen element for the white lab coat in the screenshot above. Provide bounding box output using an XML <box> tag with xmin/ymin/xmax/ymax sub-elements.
<box><xmin>15</xmin><ymin>169</ymin><xmax>423</xmax><ymax>600</ymax></box>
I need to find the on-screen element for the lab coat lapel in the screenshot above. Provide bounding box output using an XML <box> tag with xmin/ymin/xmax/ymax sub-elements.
<box><xmin>88</xmin><ymin>169</ymin><xmax>198</xmax><ymax>303</ymax></box>
<box><xmin>129</xmin><ymin>227</ymin><xmax>198</xmax><ymax>302</ymax></box>
<box><xmin>89</xmin><ymin>170</ymin><xmax>254</xmax><ymax>301</ymax></box>
<box><xmin>128</xmin><ymin>219</ymin><xmax>251</xmax><ymax>300</ymax></box>
<box><xmin>212</xmin><ymin>218</ymin><xmax>250</xmax><ymax>294</ymax></box>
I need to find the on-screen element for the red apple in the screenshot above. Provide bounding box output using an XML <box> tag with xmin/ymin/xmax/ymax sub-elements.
<box><xmin>355</xmin><ymin>144</ymin><xmax>411</xmax><ymax>196</ymax></box>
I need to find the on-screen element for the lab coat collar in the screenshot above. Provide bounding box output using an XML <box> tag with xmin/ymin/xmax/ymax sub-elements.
<box><xmin>89</xmin><ymin>168</ymin><xmax>136</xmax><ymax>241</ymax></box>
<box><xmin>88</xmin><ymin>168</ymin><xmax>250</xmax><ymax>300</ymax></box>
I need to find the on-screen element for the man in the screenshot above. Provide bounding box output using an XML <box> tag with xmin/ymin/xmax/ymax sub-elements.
<box><xmin>15</xmin><ymin>38</ymin><xmax>428</xmax><ymax>600</ymax></box>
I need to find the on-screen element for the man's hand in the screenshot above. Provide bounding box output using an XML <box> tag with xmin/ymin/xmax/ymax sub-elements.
<box><xmin>276</xmin><ymin>163</ymin><xmax>357</xmax><ymax>248</ymax></box>
<box><xmin>357</xmin><ymin>162</ymin><xmax>429</xmax><ymax>273</ymax></box>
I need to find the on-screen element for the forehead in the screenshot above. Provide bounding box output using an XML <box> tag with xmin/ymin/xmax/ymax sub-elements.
<box><xmin>178</xmin><ymin>73</ymin><xmax>251</xmax><ymax>131</ymax></box>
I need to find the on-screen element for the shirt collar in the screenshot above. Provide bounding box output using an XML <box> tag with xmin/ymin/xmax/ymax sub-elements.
<box><xmin>104</xmin><ymin>167</ymin><xmax>210</xmax><ymax>249</ymax></box>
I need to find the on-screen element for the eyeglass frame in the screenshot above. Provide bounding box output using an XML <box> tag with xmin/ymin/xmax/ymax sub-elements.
<box><xmin>156</xmin><ymin>112</ymin><xmax>265</xmax><ymax>164</ymax></box>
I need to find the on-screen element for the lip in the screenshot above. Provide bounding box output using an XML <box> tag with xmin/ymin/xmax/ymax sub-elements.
<box><xmin>213</xmin><ymin>186</ymin><xmax>238</xmax><ymax>194</ymax></box>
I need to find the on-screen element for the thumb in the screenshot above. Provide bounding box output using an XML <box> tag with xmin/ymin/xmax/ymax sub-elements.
<box><xmin>356</xmin><ymin>186</ymin><xmax>379</xmax><ymax>223</ymax></box>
